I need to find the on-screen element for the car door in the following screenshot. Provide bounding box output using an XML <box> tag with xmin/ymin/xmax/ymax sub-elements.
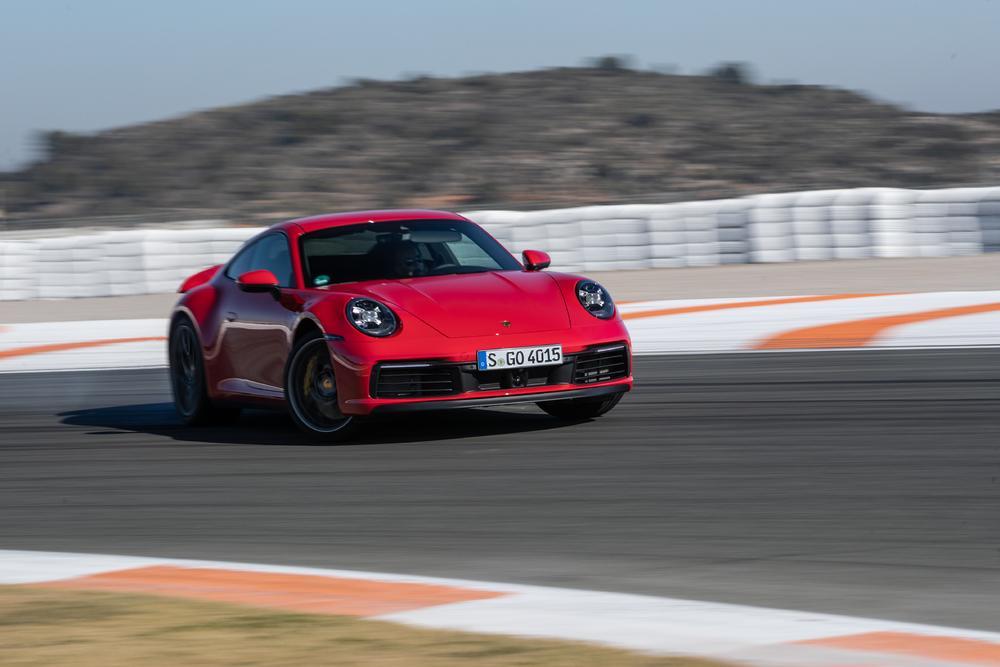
<box><xmin>216</xmin><ymin>233</ymin><xmax>300</xmax><ymax>399</ymax></box>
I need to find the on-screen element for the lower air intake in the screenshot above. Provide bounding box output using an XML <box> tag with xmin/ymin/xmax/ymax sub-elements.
<box><xmin>373</xmin><ymin>365</ymin><xmax>459</xmax><ymax>398</ymax></box>
<box><xmin>573</xmin><ymin>345</ymin><xmax>629</xmax><ymax>384</ymax></box>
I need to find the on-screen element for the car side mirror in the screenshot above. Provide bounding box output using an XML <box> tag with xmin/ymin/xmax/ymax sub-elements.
<box><xmin>522</xmin><ymin>249</ymin><xmax>551</xmax><ymax>272</ymax></box>
<box><xmin>237</xmin><ymin>269</ymin><xmax>280</xmax><ymax>296</ymax></box>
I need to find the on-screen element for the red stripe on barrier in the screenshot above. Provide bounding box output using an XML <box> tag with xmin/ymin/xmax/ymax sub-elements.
<box><xmin>622</xmin><ymin>293</ymin><xmax>893</xmax><ymax>321</ymax></box>
<box><xmin>0</xmin><ymin>337</ymin><xmax>166</xmax><ymax>360</ymax></box>
<box><xmin>755</xmin><ymin>302</ymin><xmax>1000</xmax><ymax>349</ymax></box>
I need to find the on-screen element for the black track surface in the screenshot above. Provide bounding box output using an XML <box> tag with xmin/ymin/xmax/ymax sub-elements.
<box><xmin>1</xmin><ymin>350</ymin><xmax>998</xmax><ymax>630</ymax></box>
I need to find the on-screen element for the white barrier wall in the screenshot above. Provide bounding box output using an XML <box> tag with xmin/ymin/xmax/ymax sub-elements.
<box><xmin>1</xmin><ymin>227</ymin><xmax>260</xmax><ymax>301</ymax></box>
<box><xmin>468</xmin><ymin>185</ymin><xmax>999</xmax><ymax>268</ymax></box>
<box><xmin>2</xmin><ymin>186</ymin><xmax>999</xmax><ymax>300</ymax></box>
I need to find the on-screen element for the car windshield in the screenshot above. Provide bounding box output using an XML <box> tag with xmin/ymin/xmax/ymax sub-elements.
<box><xmin>300</xmin><ymin>219</ymin><xmax>522</xmax><ymax>287</ymax></box>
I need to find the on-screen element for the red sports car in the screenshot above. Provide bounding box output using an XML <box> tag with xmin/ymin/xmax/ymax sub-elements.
<box><xmin>169</xmin><ymin>209</ymin><xmax>632</xmax><ymax>441</ymax></box>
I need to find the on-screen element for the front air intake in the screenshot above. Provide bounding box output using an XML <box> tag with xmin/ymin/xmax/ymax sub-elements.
<box><xmin>573</xmin><ymin>344</ymin><xmax>629</xmax><ymax>384</ymax></box>
<box><xmin>372</xmin><ymin>363</ymin><xmax>460</xmax><ymax>398</ymax></box>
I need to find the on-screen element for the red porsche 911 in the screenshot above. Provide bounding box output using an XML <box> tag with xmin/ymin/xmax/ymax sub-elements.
<box><xmin>169</xmin><ymin>209</ymin><xmax>632</xmax><ymax>441</ymax></box>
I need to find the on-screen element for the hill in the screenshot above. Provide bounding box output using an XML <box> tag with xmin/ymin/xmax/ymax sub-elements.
<box><xmin>4</xmin><ymin>65</ymin><xmax>1000</xmax><ymax>221</ymax></box>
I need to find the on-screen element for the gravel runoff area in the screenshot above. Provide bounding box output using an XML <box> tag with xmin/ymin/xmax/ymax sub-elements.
<box><xmin>0</xmin><ymin>254</ymin><xmax>997</xmax><ymax>323</ymax></box>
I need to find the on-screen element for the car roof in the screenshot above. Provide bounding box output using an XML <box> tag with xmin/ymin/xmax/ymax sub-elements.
<box><xmin>273</xmin><ymin>209</ymin><xmax>470</xmax><ymax>235</ymax></box>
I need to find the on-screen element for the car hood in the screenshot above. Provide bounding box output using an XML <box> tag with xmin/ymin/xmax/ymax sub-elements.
<box><xmin>359</xmin><ymin>271</ymin><xmax>571</xmax><ymax>338</ymax></box>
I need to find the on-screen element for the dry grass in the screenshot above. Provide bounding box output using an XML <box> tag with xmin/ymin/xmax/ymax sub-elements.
<box><xmin>0</xmin><ymin>586</ymin><xmax>729</xmax><ymax>667</ymax></box>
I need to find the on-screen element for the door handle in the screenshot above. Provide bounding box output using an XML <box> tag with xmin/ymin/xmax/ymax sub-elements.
<box><xmin>225</xmin><ymin>311</ymin><xmax>238</xmax><ymax>322</ymax></box>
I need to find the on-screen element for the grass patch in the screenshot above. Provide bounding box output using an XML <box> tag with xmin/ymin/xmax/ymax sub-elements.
<box><xmin>0</xmin><ymin>586</ymin><xmax>729</xmax><ymax>666</ymax></box>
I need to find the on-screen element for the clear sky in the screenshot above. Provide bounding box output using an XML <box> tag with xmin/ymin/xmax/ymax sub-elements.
<box><xmin>2</xmin><ymin>0</ymin><xmax>999</xmax><ymax>169</ymax></box>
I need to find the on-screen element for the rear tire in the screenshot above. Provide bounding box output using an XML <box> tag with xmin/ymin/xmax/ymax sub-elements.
<box><xmin>284</xmin><ymin>332</ymin><xmax>357</xmax><ymax>442</ymax></box>
<box><xmin>168</xmin><ymin>317</ymin><xmax>240</xmax><ymax>425</ymax></box>
<box><xmin>538</xmin><ymin>391</ymin><xmax>624</xmax><ymax>421</ymax></box>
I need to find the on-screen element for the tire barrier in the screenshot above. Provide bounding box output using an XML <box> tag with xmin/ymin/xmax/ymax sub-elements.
<box><xmin>2</xmin><ymin>186</ymin><xmax>999</xmax><ymax>300</ymax></box>
<box><xmin>1</xmin><ymin>226</ymin><xmax>257</xmax><ymax>301</ymax></box>
<box><xmin>473</xmin><ymin>185</ymin><xmax>997</xmax><ymax>268</ymax></box>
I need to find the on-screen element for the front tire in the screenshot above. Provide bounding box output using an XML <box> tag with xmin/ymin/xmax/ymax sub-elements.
<box><xmin>538</xmin><ymin>391</ymin><xmax>624</xmax><ymax>421</ymax></box>
<box><xmin>168</xmin><ymin>317</ymin><xmax>240</xmax><ymax>425</ymax></box>
<box><xmin>285</xmin><ymin>332</ymin><xmax>356</xmax><ymax>442</ymax></box>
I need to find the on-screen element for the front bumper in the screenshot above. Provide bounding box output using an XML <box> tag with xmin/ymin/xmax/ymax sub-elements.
<box><xmin>368</xmin><ymin>382</ymin><xmax>629</xmax><ymax>414</ymax></box>
<box><xmin>329</xmin><ymin>329</ymin><xmax>633</xmax><ymax>416</ymax></box>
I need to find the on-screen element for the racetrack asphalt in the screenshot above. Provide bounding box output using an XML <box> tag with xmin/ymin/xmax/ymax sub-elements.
<box><xmin>1</xmin><ymin>349</ymin><xmax>998</xmax><ymax>631</ymax></box>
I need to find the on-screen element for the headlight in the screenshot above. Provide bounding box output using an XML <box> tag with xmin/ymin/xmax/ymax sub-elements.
<box><xmin>346</xmin><ymin>297</ymin><xmax>398</xmax><ymax>337</ymax></box>
<box><xmin>576</xmin><ymin>280</ymin><xmax>615</xmax><ymax>319</ymax></box>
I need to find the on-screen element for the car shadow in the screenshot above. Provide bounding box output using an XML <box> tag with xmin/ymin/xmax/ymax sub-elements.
<box><xmin>58</xmin><ymin>402</ymin><xmax>572</xmax><ymax>447</ymax></box>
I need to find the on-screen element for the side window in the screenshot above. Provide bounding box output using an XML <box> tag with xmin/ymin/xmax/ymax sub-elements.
<box><xmin>224</xmin><ymin>234</ymin><xmax>295</xmax><ymax>287</ymax></box>
<box><xmin>252</xmin><ymin>235</ymin><xmax>295</xmax><ymax>287</ymax></box>
<box><xmin>225</xmin><ymin>239</ymin><xmax>259</xmax><ymax>280</ymax></box>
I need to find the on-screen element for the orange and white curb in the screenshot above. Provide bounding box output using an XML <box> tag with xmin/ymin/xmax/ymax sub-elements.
<box><xmin>0</xmin><ymin>318</ymin><xmax>167</xmax><ymax>372</ymax></box>
<box><xmin>2</xmin><ymin>290</ymin><xmax>1000</xmax><ymax>372</ymax></box>
<box><xmin>3</xmin><ymin>549</ymin><xmax>1000</xmax><ymax>666</ymax></box>
<box><xmin>620</xmin><ymin>290</ymin><xmax>1000</xmax><ymax>354</ymax></box>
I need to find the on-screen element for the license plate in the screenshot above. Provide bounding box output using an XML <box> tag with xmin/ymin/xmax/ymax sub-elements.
<box><xmin>477</xmin><ymin>344</ymin><xmax>563</xmax><ymax>371</ymax></box>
